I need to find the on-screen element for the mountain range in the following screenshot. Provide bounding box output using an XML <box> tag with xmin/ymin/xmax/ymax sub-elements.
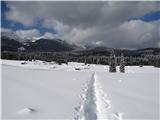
<box><xmin>1</xmin><ymin>31</ymin><xmax>160</xmax><ymax>56</ymax></box>
<box><xmin>1</xmin><ymin>31</ymin><xmax>76</xmax><ymax>52</ymax></box>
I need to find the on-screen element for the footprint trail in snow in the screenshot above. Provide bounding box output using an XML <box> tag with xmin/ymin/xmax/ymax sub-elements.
<box><xmin>74</xmin><ymin>72</ymin><xmax>122</xmax><ymax>120</ymax></box>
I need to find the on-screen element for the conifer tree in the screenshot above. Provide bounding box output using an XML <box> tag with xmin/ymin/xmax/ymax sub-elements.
<box><xmin>109</xmin><ymin>50</ymin><xmax>117</xmax><ymax>72</ymax></box>
<box><xmin>119</xmin><ymin>53</ymin><xmax>125</xmax><ymax>73</ymax></box>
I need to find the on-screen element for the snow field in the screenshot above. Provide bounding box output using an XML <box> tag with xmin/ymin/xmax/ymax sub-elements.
<box><xmin>2</xmin><ymin>64</ymin><xmax>93</xmax><ymax>119</ymax></box>
<box><xmin>1</xmin><ymin>60</ymin><xmax>159</xmax><ymax>120</ymax></box>
<box><xmin>97</xmin><ymin>72</ymin><xmax>159</xmax><ymax>120</ymax></box>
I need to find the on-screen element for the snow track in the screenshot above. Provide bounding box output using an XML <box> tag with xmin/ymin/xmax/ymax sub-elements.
<box><xmin>74</xmin><ymin>72</ymin><xmax>122</xmax><ymax>120</ymax></box>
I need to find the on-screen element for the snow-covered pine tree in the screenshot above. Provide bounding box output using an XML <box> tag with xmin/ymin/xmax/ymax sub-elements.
<box><xmin>17</xmin><ymin>47</ymin><xmax>25</xmax><ymax>60</ymax></box>
<box><xmin>84</xmin><ymin>59</ymin><xmax>87</xmax><ymax>65</ymax></box>
<box><xmin>109</xmin><ymin>50</ymin><xmax>117</xmax><ymax>72</ymax></box>
<box><xmin>119</xmin><ymin>53</ymin><xmax>125</xmax><ymax>73</ymax></box>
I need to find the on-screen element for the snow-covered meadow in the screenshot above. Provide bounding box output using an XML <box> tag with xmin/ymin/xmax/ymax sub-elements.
<box><xmin>1</xmin><ymin>60</ymin><xmax>159</xmax><ymax>120</ymax></box>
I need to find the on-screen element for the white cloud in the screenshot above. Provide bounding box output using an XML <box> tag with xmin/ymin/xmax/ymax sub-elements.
<box><xmin>43</xmin><ymin>32</ymin><xmax>59</xmax><ymax>39</ymax></box>
<box><xmin>5</xmin><ymin>1</ymin><xmax>159</xmax><ymax>27</ymax></box>
<box><xmin>4</xmin><ymin>1</ymin><xmax>160</xmax><ymax>48</ymax></box>
<box><xmin>1</xmin><ymin>27</ymin><xmax>60</xmax><ymax>42</ymax></box>
<box><xmin>1</xmin><ymin>28</ymin><xmax>12</xmax><ymax>33</ymax></box>
<box><xmin>95</xmin><ymin>41</ymin><xmax>103</xmax><ymax>46</ymax></box>
<box><xmin>42</xmin><ymin>19</ymin><xmax>71</xmax><ymax>36</ymax></box>
<box><xmin>81</xmin><ymin>20</ymin><xmax>159</xmax><ymax>49</ymax></box>
<box><xmin>15</xmin><ymin>29</ymin><xmax>40</xmax><ymax>42</ymax></box>
<box><xmin>42</xmin><ymin>18</ymin><xmax>159</xmax><ymax>49</ymax></box>
<box><xmin>110</xmin><ymin>20</ymin><xmax>157</xmax><ymax>48</ymax></box>
<box><xmin>5</xmin><ymin>3</ymin><xmax>35</xmax><ymax>26</ymax></box>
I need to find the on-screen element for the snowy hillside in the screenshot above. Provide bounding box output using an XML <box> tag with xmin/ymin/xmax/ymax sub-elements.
<box><xmin>1</xmin><ymin>60</ymin><xmax>159</xmax><ymax>120</ymax></box>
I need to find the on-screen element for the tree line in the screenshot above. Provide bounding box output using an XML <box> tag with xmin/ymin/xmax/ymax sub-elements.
<box><xmin>1</xmin><ymin>51</ymin><xmax>160</xmax><ymax>67</ymax></box>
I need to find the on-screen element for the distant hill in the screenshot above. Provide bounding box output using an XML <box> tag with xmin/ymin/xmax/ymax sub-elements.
<box><xmin>26</xmin><ymin>38</ymin><xmax>74</xmax><ymax>52</ymax></box>
<box><xmin>1</xmin><ymin>36</ymin><xmax>75</xmax><ymax>52</ymax></box>
<box><xmin>1</xmin><ymin>31</ymin><xmax>160</xmax><ymax>56</ymax></box>
<box><xmin>1</xmin><ymin>36</ymin><xmax>25</xmax><ymax>52</ymax></box>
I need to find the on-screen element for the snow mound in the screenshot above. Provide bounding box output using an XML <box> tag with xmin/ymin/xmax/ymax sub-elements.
<box><xmin>17</xmin><ymin>108</ymin><xmax>35</xmax><ymax>115</ymax></box>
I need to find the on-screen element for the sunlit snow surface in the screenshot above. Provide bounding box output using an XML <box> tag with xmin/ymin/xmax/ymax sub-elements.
<box><xmin>1</xmin><ymin>60</ymin><xmax>159</xmax><ymax>120</ymax></box>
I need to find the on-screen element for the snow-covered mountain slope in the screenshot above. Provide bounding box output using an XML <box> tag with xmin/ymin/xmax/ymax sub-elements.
<box><xmin>1</xmin><ymin>60</ymin><xmax>159</xmax><ymax>120</ymax></box>
<box><xmin>1</xmin><ymin>31</ymin><xmax>75</xmax><ymax>52</ymax></box>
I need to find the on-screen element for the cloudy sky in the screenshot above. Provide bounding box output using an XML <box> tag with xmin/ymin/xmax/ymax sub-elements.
<box><xmin>1</xmin><ymin>1</ymin><xmax>160</xmax><ymax>49</ymax></box>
